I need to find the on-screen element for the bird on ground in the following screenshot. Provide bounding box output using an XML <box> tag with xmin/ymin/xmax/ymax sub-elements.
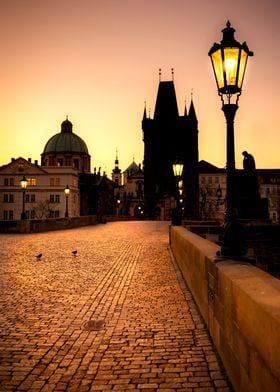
<box><xmin>36</xmin><ymin>253</ymin><xmax>42</xmax><ymax>260</ymax></box>
<box><xmin>72</xmin><ymin>250</ymin><xmax>78</xmax><ymax>256</ymax></box>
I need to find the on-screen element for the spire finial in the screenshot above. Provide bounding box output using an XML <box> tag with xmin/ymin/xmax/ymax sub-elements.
<box><xmin>171</xmin><ymin>68</ymin><xmax>174</xmax><ymax>81</ymax></box>
<box><xmin>184</xmin><ymin>100</ymin><xmax>187</xmax><ymax>116</ymax></box>
<box><xmin>191</xmin><ymin>88</ymin><xmax>194</xmax><ymax>100</ymax></box>
<box><xmin>159</xmin><ymin>68</ymin><xmax>162</xmax><ymax>82</ymax></box>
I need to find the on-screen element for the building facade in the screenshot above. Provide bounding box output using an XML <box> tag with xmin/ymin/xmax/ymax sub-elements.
<box><xmin>112</xmin><ymin>157</ymin><xmax>144</xmax><ymax>218</ymax></box>
<box><xmin>0</xmin><ymin>157</ymin><xmax>80</xmax><ymax>220</ymax></box>
<box><xmin>198</xmin><ymin>161</ymin><xmax>280</xmax><ymax>223</ymax></box>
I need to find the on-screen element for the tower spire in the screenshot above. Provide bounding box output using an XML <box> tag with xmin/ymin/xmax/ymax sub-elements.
<box><xmin>184</xmin><ymin>100</ymin><xmax>187</xmax><ymax>116</ymax></box>
<box><xmin>143</xmin><ymin>101</ymin><xmax>147</xmax><ymax>120</ymax></box>
<box><xmin>115</xmin><ymin>148</ymin><xmax>119</xmax><ymax>163</ymax></box>
<box><xmin>159</xmin><ymin>68</ymin><xmax>162</xmax><ymax>82</ymax></box>
<box><xmin>171</xmin><ymin>68</ymin><xmax>174</xmax><ymax>81</ymax></box>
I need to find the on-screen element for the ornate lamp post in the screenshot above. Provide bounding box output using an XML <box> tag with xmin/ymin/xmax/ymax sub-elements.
<box><xmin>172</xmin><ymin>158</ymin><xmax>184</xmax><ymax>225</ymax></box>
<box><xmin>209</xmin><ymin>21</ymin><xmax>253</xmax><ymax>257</ymax></box>
<box><xmin>64</xmin><ymin>185</ymin><xmax>70</xmax><ymax>218</ymax></box>
<box><xmin>20</xmin><ymin>175</ymin><xmax>28</xmax><ymax>220</ymax></box>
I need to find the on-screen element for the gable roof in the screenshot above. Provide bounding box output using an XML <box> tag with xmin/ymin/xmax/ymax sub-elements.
<box><xmin>0</xmin><ymin>157</ymin><xmax>48</xmax><ymax>175</ymax></box>
<box><xmin>198</xmin><ymin>160</ymin><xmax>225</xmax><ymax>173</ymax></box>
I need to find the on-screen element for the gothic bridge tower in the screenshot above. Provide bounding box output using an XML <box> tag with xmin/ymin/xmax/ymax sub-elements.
<box><xmin>142</xmin><ymin>74</ymin><xmax>199</xmax><ymax>219</ymax></box>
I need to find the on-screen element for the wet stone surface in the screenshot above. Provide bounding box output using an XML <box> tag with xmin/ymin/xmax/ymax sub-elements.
<box><xmin>0</xmin><ymin>221</ymin><xmax>233</xmax><ymax>391</ymax></box>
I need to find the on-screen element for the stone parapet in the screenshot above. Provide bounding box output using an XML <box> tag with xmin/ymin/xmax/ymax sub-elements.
<box><xmin>170</xmin><ymin>225</ymin><xmax>280</xmax><ymax>392</ymax></box>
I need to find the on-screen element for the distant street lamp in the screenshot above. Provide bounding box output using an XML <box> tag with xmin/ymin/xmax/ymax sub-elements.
<box><xmin>117</xmin><ymin>198</ymin><xmax>120</xmax><ymax>216</ymax></box>
<box><xmin>209</xmin><ymin>21</ymin><xmax>253</xmax><ymax>257</ymax></box>
<box><xmin>64</xmin><ymin>185</ymin><xmax>70</xmax><ymax>218</ymax></box>
<box><xmin>172</xmin><ymin>158</ymin><xmax>184</xmax><ymax>225</ymax></box>
<box><xmin>20</xmin><ymin>175</ymin><xmax>28</xmax><ymax>220</ymax></box>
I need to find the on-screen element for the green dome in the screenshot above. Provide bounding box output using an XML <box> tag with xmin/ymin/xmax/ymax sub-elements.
<box><xmin>43</xmin><ymin>119</ymin><xmax>89</xmax><ymax>154</ymax></box>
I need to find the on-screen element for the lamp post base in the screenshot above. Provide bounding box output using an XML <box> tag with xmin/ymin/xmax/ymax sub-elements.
<box><xmin>219</xmin><ymin>216</ymin><xmax>246</xmax><ymax>257</ymax></box>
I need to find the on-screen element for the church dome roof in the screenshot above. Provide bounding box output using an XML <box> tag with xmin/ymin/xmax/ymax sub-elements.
<box><xmin>125</xmin><ymin>161</ymin><xmax>141</xmax><ymax>175</ymax></box>
<box><xmin>43</xmin><ymin>118</ymin><xmax>89</xmax><ymax>154</ymax></box>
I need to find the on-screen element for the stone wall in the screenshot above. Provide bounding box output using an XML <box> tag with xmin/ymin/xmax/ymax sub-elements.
<box><xmin>16</xmin><ymin>216</ymin><xmax>99</xmax><ymax>233</ymax></box>
<box><xmin>170</xmin><ymin>226</ymin><xmax>280</xmax><ymax>392</ymax></box>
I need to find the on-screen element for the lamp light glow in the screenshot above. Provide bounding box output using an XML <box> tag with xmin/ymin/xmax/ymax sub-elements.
<box><xmin>172</xmin><ymin>158</ymin><xmax>184</xmax><ymax>178</ymax></box>
<box><xmin>20</xmin><ymin>176</ymin><xmax>28</xmax><ymax>189</ymax></box>
<box><xmin>208</xmin><ymin>21</ymin><xmax>253</xmax><ymax>99</ymax></box>
<box><xmin>64</xmin><ymin>185</ymin><xmax>70</xmax><ymax>196</ymax></box>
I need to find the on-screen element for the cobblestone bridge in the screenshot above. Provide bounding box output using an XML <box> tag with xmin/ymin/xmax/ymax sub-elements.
<box><xmin>0</xmin><ymin>221</ymin><xmax>232</xmax><ymax>391</ymax></box>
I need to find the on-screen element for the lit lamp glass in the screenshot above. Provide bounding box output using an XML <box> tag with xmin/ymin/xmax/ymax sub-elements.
<box><xmin>20</xmin><ymin>176</ymin><xmax>28</xmax><ymax>189</ymax></box>
<box><xmin>209</xmin><ymin>21</ymin><xmax>253</xmax><ymax>98</ymax></box>
<box><xmin>172</xmin><ymin>160</ymin><xmax>184</xmax><ymax>178</ymax></box>
<box><xmin>64</xmin><ymin>185</ymin><xmax>70</xmax><ymax>196</ymax></box>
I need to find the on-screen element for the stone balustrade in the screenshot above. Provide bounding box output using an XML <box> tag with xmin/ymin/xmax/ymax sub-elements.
<box><xmin>170</xmin><ymin>225</ymin><xmax>280</xmax><ymax>392</ymax></box>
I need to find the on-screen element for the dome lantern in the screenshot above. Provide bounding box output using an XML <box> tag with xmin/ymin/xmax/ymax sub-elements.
<box><xmin>61</xmin><ymin>117</ymin><xmax>73</xmax><ymax>133</ymax></box>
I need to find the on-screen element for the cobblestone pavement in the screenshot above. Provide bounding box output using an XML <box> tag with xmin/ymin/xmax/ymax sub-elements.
<box><xmin>0</xmin><ymin>221</ymin><xmax>233</xmax><ymax>391</ymax></box>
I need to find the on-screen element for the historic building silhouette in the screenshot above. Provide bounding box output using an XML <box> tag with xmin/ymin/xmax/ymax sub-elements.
<box><xmin>142</xmin><ymin>75</ymin><xmax>199</xmax><ymax>219</ymax></box>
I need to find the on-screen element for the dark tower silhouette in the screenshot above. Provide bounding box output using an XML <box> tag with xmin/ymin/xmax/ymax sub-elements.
<box><xmin>142</xmin><ymin>76</ymin><xmax>199</xmax><ymax>219</ymax></box>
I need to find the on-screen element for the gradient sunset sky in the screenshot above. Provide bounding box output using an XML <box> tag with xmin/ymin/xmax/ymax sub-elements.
<box><xmin>1</xmin><ymin>0</ymin><xmax>279</xmax><ymax>174</ymax></box>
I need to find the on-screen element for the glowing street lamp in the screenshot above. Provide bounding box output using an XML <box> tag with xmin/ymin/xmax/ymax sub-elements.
<box><xmin>209</xmin><ymin>21</ymin><xmax>253</xmax><ymax>257</ymax></box>
<box><xmin>209</xmin><ymin>21</ymin><xmax>253</xmax><ymax>99</ymax></box>
<box><xmin>20</xmin><ymin>175</ymin><xmax>28</xmax><ymax>220</ymax></box>
<box><xmin>117</xmin><ymin>198</ymin><xmax>120</xmax><ymax>216</ymax></box>
<box><xmin>64</xmin><ymin>185</ymin><xmax>70</xmax><ymax>218</ymax></box>
<box><xmin>172</xmin><ymin>158</ymin><xmax>184</xmax><ymax>225</ymax></box>
<box><xmin>172</xmin><ymin>159</ymin><xmax>184</xmax><ymax>178</ymax></box>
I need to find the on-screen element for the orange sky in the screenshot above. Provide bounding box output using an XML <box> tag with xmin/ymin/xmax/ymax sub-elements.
<box><xmin>0</xmin><ymin>0</ymin><xmax>279</xmax><ymax>174</ymax></box>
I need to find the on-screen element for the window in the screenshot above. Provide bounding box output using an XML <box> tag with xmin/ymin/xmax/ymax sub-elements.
<box><xmin>208</xmin><ymin>177</ymin><xmax>212</xmax><ymax>184</ymax></box>
<box><xmin>215</xmin><ymin>177</ymin><xmax>219</xmax><ymax>184</ymax></box>
<box><xmin>50</xmin><ymin>194</ymin><xmax>60</xmax><ymax>203</ymax></box>
<box><xmin>73</xmin><ymin>159</ymin><xmax>79</xmax><ymax>170</ymax></box>
<box><xmin>4</xmin><ymin>178</ymin><xmax>14</xmax><ymax>186</ymax></box>
<box><xmin>48</xmin><ymin>210</ymin><xmax>60</xmax><ymax>218</ymax></box>
<box><xmin>26</xmin><ymin>194</ymin><xmax>36</xmax><ymax>203</ymax></box>
<box><xmin>201</xmin><ymin>177</ymin><xmax>205</xmax><ymax>184</ymax></box>
<box><xmin>27</xmin><ymin>178</ymin><xmax>37</xmax><ymax>186</ymax></box>
<box><xmin>3</xmin><ymin>194</ymin><xmax>14</xmax><ymax>203</ymax></box>
<box><xmin>57</xmin><ymin>159</ymin><xmax>63</xmax><ymax>166</ymax></box>
<box><xmin>3</xmin><ymin>210</ymin><xmax>13</xmax><ymax>220</ymax></box>
<box><xmin>50</xmin><ymin>178</ymin><xmax>61</xmax><ymax>186</ymax></box>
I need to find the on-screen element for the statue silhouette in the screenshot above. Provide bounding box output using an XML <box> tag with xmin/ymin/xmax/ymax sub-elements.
<box><xmin>242</xmin><ymin>151</ymin><xmax>256</xmax><ymax>172</ymax></box>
